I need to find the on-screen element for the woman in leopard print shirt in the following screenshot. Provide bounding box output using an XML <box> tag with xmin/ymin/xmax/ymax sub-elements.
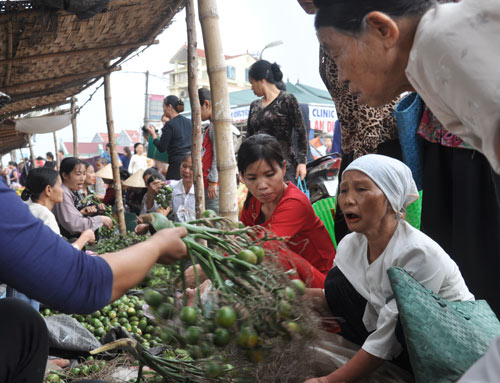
<box><xmin>297</xmin><ymin>0</ymin><xmax>402</xmax><ymax>243</ymax></box>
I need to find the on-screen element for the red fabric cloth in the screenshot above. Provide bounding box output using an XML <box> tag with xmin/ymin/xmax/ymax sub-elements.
<box><xmin>241</xmin><ymin>182</ymin><xmax>335</xmax><ymax>287</ymax></box>
<box><xmin>103</xmin><ymin>187</ymin><xmax>115</xmax><ymax>205</ymax></box>
<box><xmin>202</xmin><ymin>128</ymin><xmax>214</xmax><ymax>188</ymax></box>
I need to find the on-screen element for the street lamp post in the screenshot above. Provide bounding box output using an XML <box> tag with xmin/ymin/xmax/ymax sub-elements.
<box><xmin>259</xmin><ymin>40</ymin><xmax>284</xmax><ymax>60</ymax></box>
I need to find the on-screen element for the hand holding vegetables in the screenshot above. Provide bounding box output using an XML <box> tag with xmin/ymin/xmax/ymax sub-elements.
<box><xmin>151</xmin><ymin>227</ymin><xmax>188</xmax><ymax>264</ymax></box>
<box><xmin>101</xmin><ymin>215</ymin><xmax>113</xmax><ymax>229</ymax></box>
<box><xmin>155</xmin><ymin>184</ymin><xmax>173</xmax><ymax>209</ymax></box>
<box><xmin>81</xmin><ymin>205</ymin><xmax>98</xmax><ymax>216</ymax></box>
<box><xmin>98</xmin><ymin>226</ymin><xmax>188</xmax><ymax>301</ymax></box>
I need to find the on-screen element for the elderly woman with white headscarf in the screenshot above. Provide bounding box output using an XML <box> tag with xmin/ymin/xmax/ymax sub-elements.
<box><xmin>304</xmin><ymin>154</ymin><xmax>473</xmax><ymax>383</ymax></box>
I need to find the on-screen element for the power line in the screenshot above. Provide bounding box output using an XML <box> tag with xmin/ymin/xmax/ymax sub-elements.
<box><xmin>75</xmin><ymin>80</ymin><xmax>104</xmax><ymax>115</ymax></box>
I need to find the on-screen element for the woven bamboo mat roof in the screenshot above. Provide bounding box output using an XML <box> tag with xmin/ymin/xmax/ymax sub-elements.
<box><xmin>0</xmin><ymin>0</ymin><xmax>185</xmax><ymax>120</ymax></box>
<box><xmin>0</xmin><ymin>119</ymin><xmax>27</xmax><ymax>155</ymax></box>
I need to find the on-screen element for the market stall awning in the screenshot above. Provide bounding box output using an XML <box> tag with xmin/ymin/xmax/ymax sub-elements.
<box><xmin>0</xmin><ymin>120</ymin><xmax>28</xmax><ymax>156</ymax></box>
<box><xmin>0</xmin><ymin>0</ymin><xmax>184</xmax><ymax>119</ymax></box>
<box><xmin>15</xmin><ymin>113</ymin><xmax>72</xmax><ymax>134</ymax></box>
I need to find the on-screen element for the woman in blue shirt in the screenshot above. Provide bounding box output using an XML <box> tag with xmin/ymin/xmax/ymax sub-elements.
<box><xmin>0</xmin><ymin>179</ymin><xmax>187</xmax><ymax>382</ymax></box>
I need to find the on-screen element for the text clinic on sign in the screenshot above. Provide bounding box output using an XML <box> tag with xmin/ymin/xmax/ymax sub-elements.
<box><xmin>309</xmin><ymin>104</ymin><xmax>338</xmax><ymax>133</ymax></box>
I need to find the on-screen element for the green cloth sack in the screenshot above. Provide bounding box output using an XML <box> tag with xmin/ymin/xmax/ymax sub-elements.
<box><xmin>312</xmin><ymin>197</ymin><xmax>337</xmax><ymax>249</ymax></box>
<box><xmin>388</xmin><ymin>267</ymin><xmax>500</xmax><ymax>383</ymax></box>
<box><xmin>405</xmin><ymin>190</ymin><xmax>423</xmax><ymax>230</ymax></box>
<box><xmin>124</xmin><ymin>212</ymin><xmax>138</xmax><ymax>233</ymax></box>
<box><xmin>147</xmin><ymin>135</ymin><xmax>169</xmax><ymax>163</ymax></box>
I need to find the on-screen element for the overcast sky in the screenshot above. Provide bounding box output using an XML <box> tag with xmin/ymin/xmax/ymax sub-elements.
<box><xmin>5</xmin><ymin>0</ymin><xmax>324</xmax><ymax>162</ymax></box>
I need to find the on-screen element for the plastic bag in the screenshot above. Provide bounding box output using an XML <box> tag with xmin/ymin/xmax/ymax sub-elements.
<box><xmin>309</xmin><ymin>331</ymin><xmax>415</xmax><ymax>383</ymax></box>
<box><xmin>44</xmin><ymin>314</ymin><xmax>101</xmax><ymax>354</ymax></box>
<box><xmin>41</xmin><ymin>0</ymin><xmax>110</xmax><ymax>19</ymax></box>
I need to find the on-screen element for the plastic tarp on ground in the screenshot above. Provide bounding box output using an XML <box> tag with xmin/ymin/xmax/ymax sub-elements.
<box><xmin>310</xmin><ymin>331</ymin><xmax>415</xmax><ymax>383</ymax></box>
<box><xmin>44</xmin><ymin>314</ymin><xmax>101</xmax><ymax>355</ymax></box>
<box><xmin>15</xmin><ymin>114</ymin><xmax>72</xmax><ymax>134</ymax></box>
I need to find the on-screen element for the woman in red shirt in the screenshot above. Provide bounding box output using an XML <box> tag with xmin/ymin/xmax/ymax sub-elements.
<box><xmin>238</xmin><ymin>134</ymin><xmax>335</xmax><ymax>287</ymax></box>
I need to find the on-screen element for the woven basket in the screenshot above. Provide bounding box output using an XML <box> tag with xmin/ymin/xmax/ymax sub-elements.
<box><xmin>393</xmin><ymin>93</ymin><xmax>424</xmax><ymax>190</ymax></box>
<box><xmin>388</xmin><ymin>267</ymin><xmax>500</xmax><ymax>383</ymax></box>
<box><xmin>312</xmin><ymin>197</ymin><xmax>337</xmax><ymax>249</ymax></box>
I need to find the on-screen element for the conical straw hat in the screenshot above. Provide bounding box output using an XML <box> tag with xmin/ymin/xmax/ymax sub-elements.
<box><xmin>94</xmin><ymin>163</ymin><xmax>113</xmax><ymax>180</ymax></box>
<box><xmin>123</xmin><ymin>169</ymin><xmax>146</xmax><ymax>188</ymax></box>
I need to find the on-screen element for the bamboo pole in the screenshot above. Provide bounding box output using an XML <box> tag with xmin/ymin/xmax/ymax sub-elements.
<box><xmin>198</xmin><ymin>0</ymin><xmax>238</xmax><ymax>221</ymax></box>
<box><xmin>71</xmin><ymin>97</ymin><xmax>78</xmax><ymax>158</ymax></box>
<box><xmin>53</xmin><ymin>132</ymin><xmax>59</xmax><ymax>170</ymax></box>
<box><xmin>104</xmin><ymin>72</ymin><xmax>127</xmax><ymax>236</ymax></box>
<box><xmin>186</xmin><ymin>0</ymin><xmax>205</xmax><ymax>218</ymax></box>
<box><xmin>27</xmin><ymin>134</ymin><xmax>36</xmax><ymax>169</ymax></box>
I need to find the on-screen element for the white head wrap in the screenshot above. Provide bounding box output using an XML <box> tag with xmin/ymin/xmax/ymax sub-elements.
<box><xmin>343</xmin><ymin>154</ymin><xmax>419</xmax><ymax>214</ymax></box>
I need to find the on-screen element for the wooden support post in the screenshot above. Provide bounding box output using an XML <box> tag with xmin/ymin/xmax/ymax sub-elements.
<box><xmin>53</xmin><ymin>132</ymin><xmax>59</xmax><ymax>170</ymax></box>
<box><xmin>198</xmin><ymin>0</ymin><xmax>238</xmax><ymax>221</ymax></box>
<box><xmin>28</xmin><ymin>134</ymin><xmax>36</xmax><ymax>169</ymax></box>
<box><xmin>186</xmin><ymin>0</ymin><xmax>205</xmax><ymax>218</ymax></box>
<box><xmin>4</xmin><ymin>21</ymin><xmax>13</xmax><ymax>87</ymax></box>
<box><xmin>71</xmin><ymin>97</ymin><xmax>78</xmax><ymax>158</ymax></box>
<box><xmin>104</xmin><ymin>72</ymin><xmax>127</xmax><ymax>236</ymax></box>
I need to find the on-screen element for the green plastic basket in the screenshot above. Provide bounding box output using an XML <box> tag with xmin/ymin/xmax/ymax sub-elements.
<box><xmin>313</xmin><ymin>197</ymin><xmax>337</xmax><ymax>249</ymax></box>
<box><xmin>388</xmin><ymin>267</ymin><xmax>500</xmax><ymax>383</ymax></box>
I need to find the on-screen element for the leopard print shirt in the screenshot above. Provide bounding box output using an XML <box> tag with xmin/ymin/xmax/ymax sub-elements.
<box><xmin>319</xmin><ymin>47</ymin><xmax>399</xmax><ymax>158</ymax></box>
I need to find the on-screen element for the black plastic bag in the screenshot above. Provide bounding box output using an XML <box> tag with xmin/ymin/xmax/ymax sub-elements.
<box><xmin>40</xmin><ymin>0</ymin><xmax>110</xmax><ymax>19</ymax></box>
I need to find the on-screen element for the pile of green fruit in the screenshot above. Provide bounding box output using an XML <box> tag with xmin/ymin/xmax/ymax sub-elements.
<box><xmin>44</xmin><ymin>357</ymin><xmax>111</xmax><ymax>382</ymax></box>
<box><xmin>144</xmin><ymin>275</ymin><xmax>307</xmax><ymax>373</ymax></box>
<box><xmin>42</xmin><ymin>295</ymin><xmax>162</xmax><ymax>349</ymax></box>
<box><xmin>93</xmin><ymin>232</ymin><xmax>147</xmax><ymax>254</ymax></box>
<box><xmin>139</xmin><ymin>264</ymin><xmax>176</xmax><ymax>289</ymax></box>
<box><xmin>100</xmin><ymin>213</ymin><xmax>321</xmax><ymax>382</ymax></box>
<box><xmin>154</xmin><ymin>184</ymin><xmax>173</xmax><ymax>209</ymax></box>
<box><xmin>98</xmin><ymin>205</ymin><xmax>117</xmax><ymax>238</ymax></box>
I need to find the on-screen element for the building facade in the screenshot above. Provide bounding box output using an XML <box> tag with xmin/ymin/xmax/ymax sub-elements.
<box><xmin>165</xmin><ymin>45</ymin><xmax>256</xmax><ymax>99</ymax></box>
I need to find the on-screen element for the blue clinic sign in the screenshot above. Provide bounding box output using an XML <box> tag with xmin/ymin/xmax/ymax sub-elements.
<box><xmin>230</xmin><ymin>106</ymin><xmax>250</xmax><ymax>123</ymax></box>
